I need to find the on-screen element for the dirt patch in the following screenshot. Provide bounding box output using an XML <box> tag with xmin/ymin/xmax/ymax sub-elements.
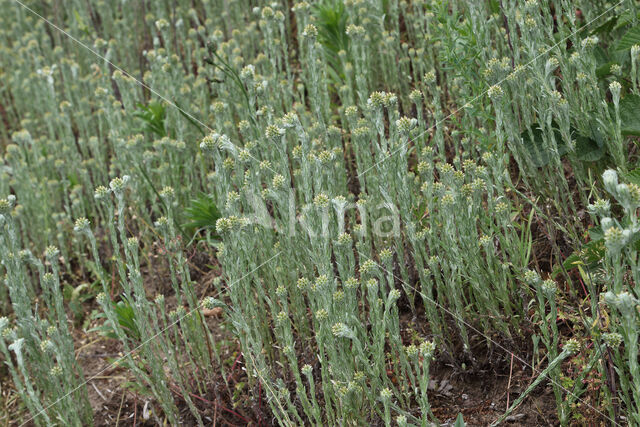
<box><xmin>428</xmin><ymin>364</ymin><xmax>559</xmax><ymax>426</ymax></box>
<box><xmin>77</xmin><ymin>335</ymin><xmax>128</xmax><ymax>426</ymax></box>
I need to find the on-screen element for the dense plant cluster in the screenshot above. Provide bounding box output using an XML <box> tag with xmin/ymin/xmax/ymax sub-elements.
<box><xmin>1</xmin><ymin>0</ymin><xmax>640</xmax><ymax>425</ymax></box>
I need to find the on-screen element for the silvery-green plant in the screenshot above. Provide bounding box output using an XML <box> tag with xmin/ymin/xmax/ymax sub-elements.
<box><xmin>585</xmin><ymin>169</ymin><xmax>640</xmax><ymax>423</ymax></box>
<box><xmin>0</xmin><ymin>197</ymin><xmax>92</xmax><ymax>425</ymax></box>
<box><xmin>0</xmin><ymin>0</ymin><xmax>637</xmax><ymax>424</ymax></box>
<box><xmin>79</xmin><ymin>180</ymin><xmax>223</xmax><ymax>426</ymax></box>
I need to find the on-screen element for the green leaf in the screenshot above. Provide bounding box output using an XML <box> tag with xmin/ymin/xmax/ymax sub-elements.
<box><xmin>616</xmin><ymin>26</ymin><xmax>640</xmax><ymax>51</ymax></box>
<box><xmin>183</xmin><ymin>192</ymin><xmax>221</xmax><ymax>238</ymax></box>
<box><xmin>559</xmin><ymin>238</ymin><xmax>605</xmax><ymax>275</ymax></box>
<box><xmin>454</xmin><ymin>413</ymin><xmax>466</xmax><ymax>427</ymax></box>
<box><xmin>589</xmin><ymin>225</ymin><xmax>603</xmax><ymax>242</ymax></box>
<box><xmin>488</xmin><ymin>0</ymin><xmax>500</xmax><ymax>14</ymax></box>
<box><xmin>133</xmin><ymin>101</ymin><xmax>167</xmax><ymax>138</ymax></box>
<box><xmin>622</xmin><ymin>167</ymin><xmax>640</xmax><ymax>186</ymax></box>
<box><xmin>619</xmin><ymin>94</ymin><xmax>640</xmax><ymax>136</ymax></box>
<box><xmin>71</xmin><ymin>283</ymin><xmax>89</xmax><ymax>301</ymax></box>
<box><xmin>73</xmin><ymin>10</ymin><xmax>84</xmax><ymax>27</ymax></box>
<box><xmin>593</xmin><ymin>46</ymin><xmax>609</xmax><ymax>65</ymax></box>
<box><xmin>67</xmin><ymin>172</ymin><xmax>80</xmax><ymax>187</ymax></box>
<box><xmin>314</xmin><ymin>0</ymin><xmax>349</xmax><ymax>55</ymax></box>
<box><xmin>595</xmin><ymin>61</ymin><xmax>615</xmax><ymax>79</ymax></box>
<box><xmin>73</xmin><ymin>10</ymin><xmax>90</xmax><ymax>36</ymax></box>
<box><xmin>614</xmin><ymin>12</ymin><xmax>636</xmax><ymax>31</ymax></box>
<box><xmin>122</xmin><ymin>381</ymin><xmax>153</xmax><ymax>397</ymax></box>
<box><xmin>593</xmin><ymin>46</ymin><xmax>625</xmax><ymax>79</ymax></box>
<box><xmin>575</xmin><ymin>121</ymin><xmax>605</xmax><ymax>162</ymax></box>
<box><xmin>63</xmin><ymin>284</ymin><xmax>74</xmax><ymax>301</ymax></box>
<box><xmin>522</xmin><ymin>118</ymin><xmax>607</xmax><ymax>165</ymax></box>
<box><xmin>113</xmin><ymin>299</ymin><xmax>141</xmax><ymax>340</ymax></box>
<box><xmin>575</xmin><ymin>135</ymin><xmax>604</xmax><ymax>162</ymax></box>
<box><xmin>313</xmin><ymin>0</ymin><xmax>349</xmax><ymax>84</ymax></box>
<box><xmin>520</xmin><ymin>122</ymin><xmax>569</xmax><ymax>167</ymax></box>
<box><xmin>554</xmin><ymin>225</ymin><xmax>605</xmax><ymax>276</ymax></box>
<box><xmin>590</xmin><ymin>15</ymin><xmax>618</xmax><ymax>35</ymax></box>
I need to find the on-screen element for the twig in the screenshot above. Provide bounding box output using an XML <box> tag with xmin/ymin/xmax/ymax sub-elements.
<box><xmin>74</xmin><ymin>337</ymin><xmax>104</xmax><ymax>359</ymax></box>
<box><xmin>168</xmin><ymin>384</ymin><xmax>251</xmax><ymax>424</ymax></box>
<box><xmin>226</xmin><ymin>352</ymin><xmax>243</xmax><ymax>383</ymax></box>
<box><xmin>91</xmin><ymin>382</ymin><xmax>107</xmax><ymax>401</ymax></box>
<box><xmin>492</xmin><ymin>350</ymin><xmax>573</xmax><ymax>426</ymax></box>
<box><xmin>506</xmin><ymin>352</ymin><xmax>515</xmax><ymax>409</ymax></box>
<box><xmin>115</xmin><ymin>389</ymin><xmax>126</xmax><ymax>426</ymax></box>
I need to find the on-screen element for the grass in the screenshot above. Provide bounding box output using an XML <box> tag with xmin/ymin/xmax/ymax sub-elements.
<box><xmin>1</xmin><ymin>0</ymin><xmax>640</xmax><ymax>425</ymax></box>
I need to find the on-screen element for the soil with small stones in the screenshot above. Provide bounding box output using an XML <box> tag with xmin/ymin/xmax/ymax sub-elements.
<box><xmin>428</xmin><ymin>365</ymin><xmax>558</xmax><ymax>426</ymax></box>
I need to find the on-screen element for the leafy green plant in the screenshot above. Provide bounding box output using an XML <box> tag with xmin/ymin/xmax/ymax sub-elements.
<box><xmin>112</xmin><ymin>299</ymin><xmax>141</xmax><ymax>341</ymax></box>
<box><xmin>90</xmin><ymin>298</ymin><xmax>140</xmax><ymax>341</ymax></box>
<box><xmin>133</xmin><ymin>101</ymin><xmax>167</xmax><ymax>138</ymax></box>
<box><xmin>313</xmin><ymin>0</ymin><xmax>349</xmax><ymax>84</ymax></box>
<box><xmin>183</xmin><ymin>192</ymin><xmax>221</xmax><ymax>243</ymax></box>
<box><xmin>620</xmin><ymin>94</ymin><xmax>640</xmax><ymax>136</ymax></box>
<box><xmin>616</xmin><ymin>25</ymin><xmax>640</xmax><ymax>51</ymax></box>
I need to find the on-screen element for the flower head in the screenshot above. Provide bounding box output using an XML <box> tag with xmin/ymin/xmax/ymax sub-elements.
<box><xmin>73</xmin><ymin>217</ymin><xmax>90</xmax><ymax>233</ymax></box>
